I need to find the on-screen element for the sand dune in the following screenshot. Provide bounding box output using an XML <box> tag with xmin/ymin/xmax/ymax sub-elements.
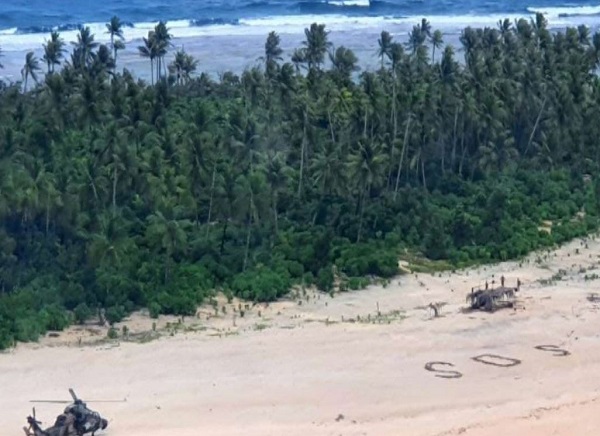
<box><xmin>2</xmin><ymin>236</ymin><xmax>600</xmax><ymax>435</ymax></box>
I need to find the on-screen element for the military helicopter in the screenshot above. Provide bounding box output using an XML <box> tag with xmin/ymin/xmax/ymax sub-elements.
<box><xmin>24</xmin><ymin>388</ymin><xmax>123</xmax><ymax>436</ymax></box>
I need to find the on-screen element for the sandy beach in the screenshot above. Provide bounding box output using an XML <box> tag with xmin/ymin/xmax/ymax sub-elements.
<box><xmin>2</xmin><ymin>235</ymin><xmax>600</xmax><ymax>435</ymax></box>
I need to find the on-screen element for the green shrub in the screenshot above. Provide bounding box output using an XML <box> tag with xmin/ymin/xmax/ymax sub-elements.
<box><xmin>73</xmin><ymin>303</ymin><xmax>92</xmax><ymax>325</ymax></box>
<box><xmin>41</xmin><ymin>305</ymin><xmax>71</xmax><ymax>331</ymax></box>
<box><xmin>107</xmin><ymin>327</ymin><xmax>118</xmax><ymax>339</ymax></box>
<box><xmin>347</xmin><ymin>277</ymin><xmax>370</xmax><ymax>290</ymax></box>
<box><xmin>148</xmin><ymin>302</ymin><xmax>161</xmax><ymax>319</ymax></box>
<box><xmin>230</xmin><ymin>265</ymin><xmax>291</xmax><ymax>301</ymax></box>
<box><xmin>334</xmin><ymin>242</ymin><xmax>398</xmax><ymax>278</ymax></box>
<box><xmin>105</xmin><ymin>306</ymin><xmax>126</xmax><ymax>325</ymax></box>
<box><xmin>316</xmin><ymin>267</ymin><xmax>334</xmax><ymax>292</ymax></box>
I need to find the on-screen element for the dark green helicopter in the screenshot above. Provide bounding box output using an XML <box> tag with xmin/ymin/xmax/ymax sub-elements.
<box><xmin>24</xmin><ymin>388</ymin><xmax>124</xmax><ymax>436</ymax></box>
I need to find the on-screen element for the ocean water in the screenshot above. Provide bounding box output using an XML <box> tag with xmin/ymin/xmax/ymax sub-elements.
<box><xmin>2</xmin><ymin>0</ymin><xmax>600</xmax><ymax>80</ymax></box>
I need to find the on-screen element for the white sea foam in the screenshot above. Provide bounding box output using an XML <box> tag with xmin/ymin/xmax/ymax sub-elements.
<box><xmin>329</xmin><ymin>0</ymin><xmax>370</xmax><ymax>7</ymax></box>
<box><xmin>0</xmin><ymin>11</ymin><xmax>586</xmax><ymax>54</ymax></box>
<box><xmin>0</xmin><ymin>27</ymin><xmax>18</xmax><ymax>35</ymax></box>
<box><xmin>527</xmin><ymin>5</ymin><xmax>600</xmax><ymax>18</ymax></box>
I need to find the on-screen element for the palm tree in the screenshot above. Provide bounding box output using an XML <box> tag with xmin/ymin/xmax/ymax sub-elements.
<box><xmin>153</xmin><ymin>21</ymin><xmax>172</xmax><ymax>79</ymax></box>
<box><xmin>431</xmin><ymin>29</ymin><xmax>444</xmax><ymax>62</ymax></box>
<box><xmin>348</xmin><ymin>140</ymin><xmax>385</xmax><ymax>242</ymax></box>
<box><xmin>113</xmin><ymin>39</ymin><xmax>126</xmax><ymax>65</ymax></box>
<box><xmin>93</xmin><ymin>44</ymin><xmax>116</xmax><ymax>75</ymax></box>
<box><xmin>169</xmin><ymin>49</ymin><xmax>198</xmax><ymax>85</ymax></box>
<box><xmin>329</xmin><ymin>46</ymin><xmax>359</xmax><ymax>85</ymax></box>
<box><xmin>263</xmin><ymin>31</ymin><xmax>283</xmax><ymax>78</ymax></box>
<box><xmin>291</xmin><ymin>48</ymin><xmax>306</xmax><ymax>72</ymax></box>
<box><xmin>106</xmin><ymin>16</ymin><xmax>125</xmax><ymax>62</ymax></box>
<box><xmin>72</xmin><ymin>27</ymin><xmax>99</xmax><ymax>69</ymax></box>
<box><xmin>408</xmin><ymin>24</ymin><xmax>426</xmax><ymax>54</ymax></box>
<box><xmin>377</xmin><ymin>30</ymin><xmax>393</xmax><ymax>69</ymax></box>
<box><xmin>0</xmin><ymin>44</ymin><xmax>3</xmax><ymax>69</ymax></box>
<box><xmin>302</xmin><ymin>23</ymin><xmax>331</xmax><ymax>73</ymax></box>
<box><xmin>43</xmin><ymin>31</ymin><xmax>66</xmax><ymax>73</ymax></box>
<box><xmin>138</xmin><ymin>36</ymin><xmax>159</xmax><ymax>84</ymax></box>
<box><xmin>420</xmin><ymin>18</ymin><xmax>432</xmax><ymax>40</ymax></box>
<box><xmin>21</xmin><ymin>51</ymin><xmax>41</xmax><ymax>91</ymax></box>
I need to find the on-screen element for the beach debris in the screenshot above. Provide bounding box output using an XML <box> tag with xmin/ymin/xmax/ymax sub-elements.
<box><xmin>465</xmin><ymin>277</ymin><xmax>520</xmax><ymax>312</ymax></box>
<box><xmin>428</xmin><ymin>302</ymin><xmax>447</xmax><ymax>318</ymax></box>
<box><xmin>587</xmin><ymin>292</ymin><xmax>600</xmax><ymax>303</ymax></box>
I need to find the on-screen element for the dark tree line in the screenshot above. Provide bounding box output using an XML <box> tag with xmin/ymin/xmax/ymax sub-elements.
<box><xmin>1</xmin><ymin>14</ymin><xmax>599</xmax><ymax>348</ymax></box>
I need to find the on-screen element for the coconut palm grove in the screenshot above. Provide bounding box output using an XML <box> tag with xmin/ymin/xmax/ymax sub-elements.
<box><xmin>1</xmin><ymin>14</ymin><xmax>600</xmax><ymax>348</ymax></box>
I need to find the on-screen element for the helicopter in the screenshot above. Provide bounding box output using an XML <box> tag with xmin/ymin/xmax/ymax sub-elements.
<box><xmin>24</xmin><ymin>388</ymin><xmax>123</xmax><ymax>436</ymax></box>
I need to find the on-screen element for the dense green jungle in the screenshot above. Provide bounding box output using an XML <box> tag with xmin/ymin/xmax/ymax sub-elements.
<box><xmin>1</xmin><ymin>14</ymin><xmax>600</xmax><ymax>349</ymax></box>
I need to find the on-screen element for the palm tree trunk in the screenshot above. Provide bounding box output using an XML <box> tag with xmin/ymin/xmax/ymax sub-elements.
<box><xmin>439</xmin><ymin>133</ymin><xmax>445</xmax><ymax>175</ymax></box>
<box><xmin>112</xmin><ymin>164</ymin><xmax>118</xmax><ymax>214</ymax></box>
<box><xmin>219</xmin><ymin>220</ymin><xmax>228</xmax><ymax>255</ymax></box>
<box><xmin>459</xmin><ymin>134</ymin><xmax>467</xmax><ymax>177</ymax></box>
<box><xmin>85</xmin><ymin>169</ymin><xmax>99</xmax><ymax>203</ymax></box>
<box><xmin>328</xmin><ymin>109</ymin><xmax>335</xmax><ymax>144</ymax></box>
<box><xmin>394</xmin><ymin>115</ymin><xmax>411</xmax><ymax>200</ymax></box>
<box><xmin>272</xmin><ymin>192</ymin><xmax>279</xmax><ymax>235</ymax></box>
<box><xmin>205</xmin><ymin>163</ymin><xmax>216</xmax><ymax>237</ymax></box>
<box><xmin>524</xmin><ymin>95</ymin><xmax>547</xmax><ymax>157</ymax></box>
<box><xmin>387</xmin><ymin>71</ymin><xmax>398</xmax><ymax>189</ymax></box>
<box><xmin>356</xmin><ymin>188</ymin><xmax>367</xmax><ymax>243</ymax></box>
<box><xmin>451</xmin><ymin>107</ymin><xmax>459</xmax><ymax>170</ymax></box>
<box><xmin>164</xmin><ymin>252</ymin><xmax>169</xmax><ymax>284</ymax></box>
<box><xmin>45</xmin><ymin>197</ymin><xmax>50</xmax><ymax>236</ymax></box>
<box><xmin>111</xmin><ymin>34</ymin><xmax>114</xmax><ymax>60</ymax></box>
<box><xmin>298</xmin><ymin>109</ymin><xmax>307</xmax><ymax>197</ymax></box>
<box><xmin>243</xmin><ymin>192</ymin><xmax>254</xmax><ymax>272</ymax></box>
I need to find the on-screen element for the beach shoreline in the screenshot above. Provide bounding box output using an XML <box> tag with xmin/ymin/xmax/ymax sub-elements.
<box><xmin>3</xmin><ymin>235</ymin><xmax>600</xmax><ymax>435</ymax></box>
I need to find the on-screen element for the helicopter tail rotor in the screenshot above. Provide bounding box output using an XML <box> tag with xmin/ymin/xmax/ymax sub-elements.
<box><xmin>68</xmin><ymin>388</ymin><xmax>78</xmax><ymax>402</ymax></box>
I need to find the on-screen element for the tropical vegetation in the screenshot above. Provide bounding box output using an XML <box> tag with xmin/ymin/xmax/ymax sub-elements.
<box><xmin>1</xmin><ymin>15</ymin><xmax>600</xmax><ymax>348</ymax></box>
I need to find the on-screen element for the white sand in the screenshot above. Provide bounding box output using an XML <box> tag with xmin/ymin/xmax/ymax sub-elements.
<box><xmin>3</xmin><ymin>236</ymin><xmax>600</xmax><ymax>435</ymax></box>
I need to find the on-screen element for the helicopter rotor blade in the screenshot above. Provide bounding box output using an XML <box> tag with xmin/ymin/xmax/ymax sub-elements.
<box><xmin>80</xmin><ymin>399</ymin><xmax>128</xmax><ymax>403</ymax></box>
<box><xmin>30</xmin><ymin>399</ymin><xmax>127</xmax><ymax>403</ymax></box>
<box><xmin>30</xmin><ymin>400</ymin><xmax>72</xmax><ymax>404</ymax></box>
